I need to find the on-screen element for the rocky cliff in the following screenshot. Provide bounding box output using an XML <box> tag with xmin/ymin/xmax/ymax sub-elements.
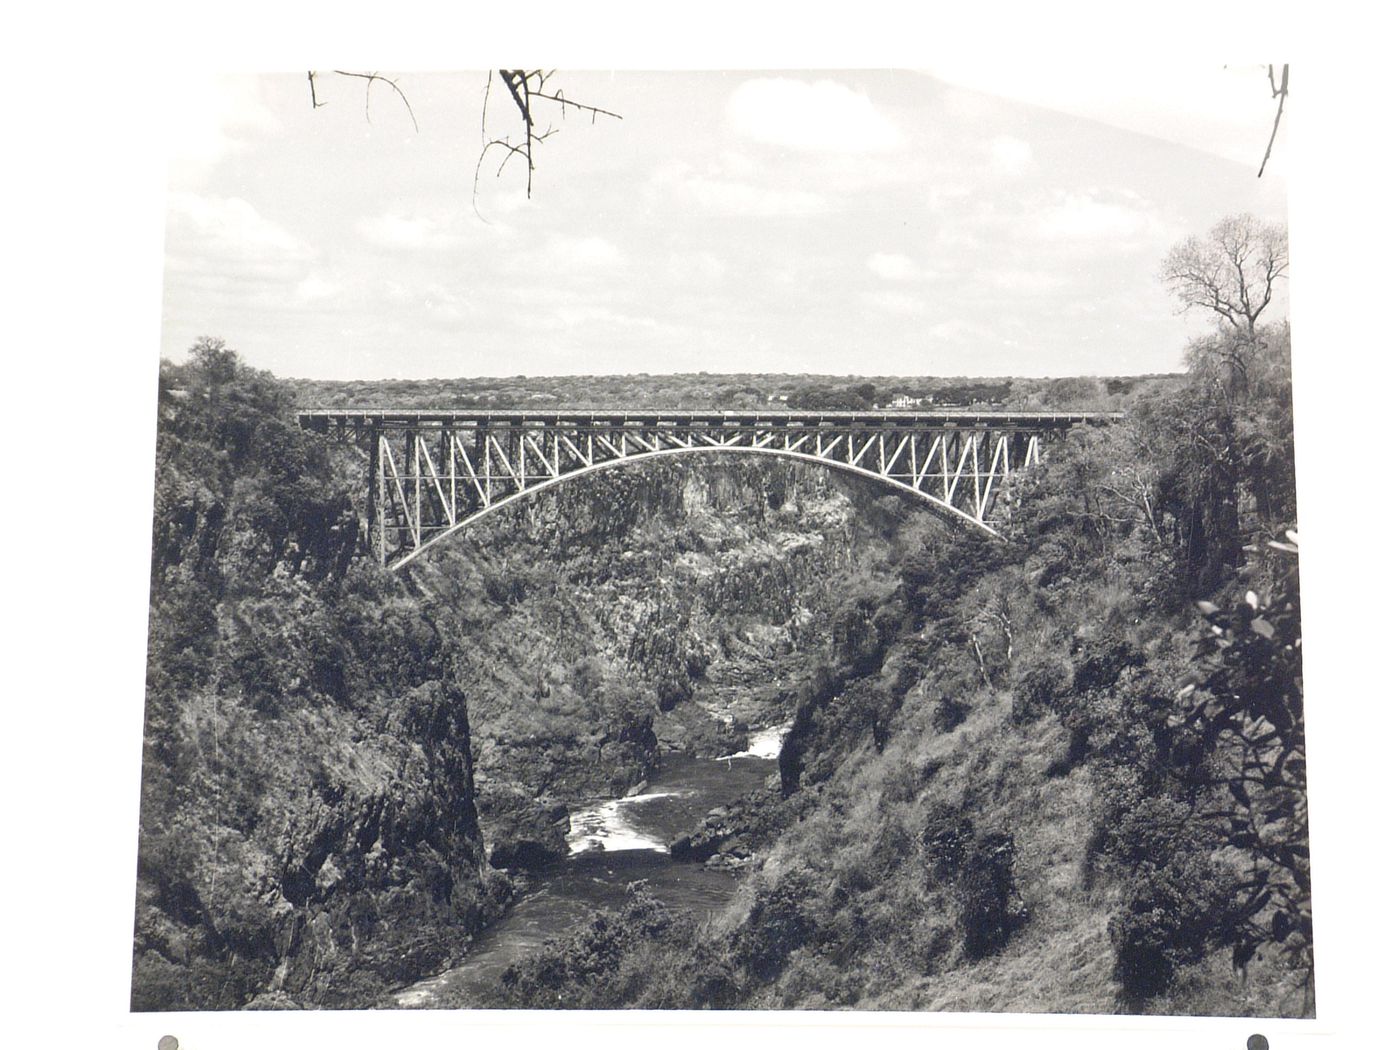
<box><xmin>132</xmin><ymin>354</ymin><xmax>511</xmax><ymax>1010</ymax></box>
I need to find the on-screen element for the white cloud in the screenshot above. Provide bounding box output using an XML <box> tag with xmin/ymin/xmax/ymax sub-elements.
<box><xmin>667</xmin><ymin>251</ymin><xmax>727</xmax><ymax>282</ymax></box>
<box><xmin>925</xmin><ymin>61</ymin><xmax>1288</xmax><ymax>172</ymax></box>
<box><xmin>989</xmin><ymin>135</ymin><xmax>1034</xmax><ymax>176</ymax></box>
<box><xmin>674</xmin><ymin>175</ymin><xmax>827</xmax><ymax>218</ymax></box>
<box><xmin>866</xmin><ymin>252</ymin><xmax>945</xmax><ymax>283</ymax></box>
<box><xmin>295</xmin><ymin>274</ymin><xmax>340</xmax><ymax>301</ymax></box>
<box><xmin>867</xmin><ymin>253</ymin><xmax>920</xmax><ymax>281</ymax></box>
<box><xmin>554</xmin><ymin>305</ymin><xmax>658</xmax><ymax>329</ymax></box>
<box><xmin>982</xmin><ymin>268</ymin><xmax>1069</xmax><ymax>294</ymax></box>
<box><xmin>1036</xmin><ymin>192</ymin><xmax>1161</xmax><ymax>242</ymax></box>
<box><xmin>728</xmin><ymin>78</ymin><xmax>901</xmax><ymax>153</ymax></box>
<box><xmin>929</xmin><ymin>318</ymin><xmax>1000</xmax><ymax>345</ymax></box>
<box><xmin>165</xmin><ymin>193</ymin><xmax>311</xmax><ymax>289</ymax></box>
<box><xmin>928</xmin><ymin>184</ymin><xmax>975</xmax><ymax>213</ymax></box>
<box><xmin>546</xmin><ymin>235</ymin><xmax>623</xmax><ymax>269</ymax></box>
<box><xmin>166</xmin><ymin>74</ymin><xmax>279</xmax><ymax>188</ymax></box>
<box><xmin>169</xmin><ymin>193</ymin><xmax>306</xmax><ymax>258</ymax></box>
<box><xmin>861</xmin><ymin>290</ymin><xmax>928</xmax><ymax>315</ymax></box>
<box><xmin>356</xmin><ymin>213</ymin><xmax>438</xmax><ymax>250</ymax></box>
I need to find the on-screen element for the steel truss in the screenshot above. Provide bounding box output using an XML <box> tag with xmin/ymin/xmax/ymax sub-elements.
<box><xmin>298</xmin><ymin>409</ymin><xmax>1118</xmax><ymax>570</ymax></box>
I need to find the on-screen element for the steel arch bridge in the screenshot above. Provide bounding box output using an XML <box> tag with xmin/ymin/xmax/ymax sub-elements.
<box><xmin>298</xmin><ymin>408</ymin><xmax>1120</xmax><ymax>570</ymax></box>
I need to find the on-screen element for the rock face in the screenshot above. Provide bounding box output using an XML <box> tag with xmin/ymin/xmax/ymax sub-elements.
<box><xmin>133</xmin><ymin>355</ymin><xmax>900</xmax><ymax>1011</ymax></box>
<box><xmin>131</xmin><ymin>679</ymin><xmax>513</xmax><ymax>1010</ymax></box>
<box><xmin>480</xmin><ymin>788</ymin><xmax>572</xmax><ymax>871</ymax></box>
<box><xmin>132</xmin><ymin>358</ymin><xmax>513</xmax><ymax>1011</ymax></box>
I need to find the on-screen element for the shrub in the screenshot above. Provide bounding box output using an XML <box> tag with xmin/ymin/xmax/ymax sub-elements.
<box><xmin>730</xmin><ymin>869</ymin><xmax>821</xmax><ymax>981</ymax></box>
<box><xmin>1109</xmin><ymin>851</ymin><xmax>1231</xmax><ymax>999</ymax></box>
<box><xmin>958</xmin><ymin>832</ymin><xmax>1026</xmax><ymax>959</ymax></box>
<box><xmin>922</xmin><ymin>803</ymin><xmax>975</xmax><ymax>880</ymax></box>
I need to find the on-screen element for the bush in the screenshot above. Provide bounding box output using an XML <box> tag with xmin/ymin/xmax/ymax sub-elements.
<box><xmin>958</xmin><ymin>832</ymin><xmax>1025</xmax><ymax>959</ymax></box>
<box><xmin>1109</xmin><ymin>851</ymin><xmax>1231</xmax><ymax>999</ymax></box>
<box><xmin>730</xmin><ymin>869</ymin><xmax>821</xmax><ymax>981</ymax></box>
<box><xmin>922</xmin><ymin>803</ymin><xmax>975</xmax><ymax>879</ymax></box>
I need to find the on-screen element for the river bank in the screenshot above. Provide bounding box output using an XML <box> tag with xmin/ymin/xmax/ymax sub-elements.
<box><xmin>394</xmin><ymin>741</ymin><xmax>784</xmax><ymax>1008</ymax></box>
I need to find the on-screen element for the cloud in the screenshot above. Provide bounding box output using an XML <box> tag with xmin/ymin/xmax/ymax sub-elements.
<box><xmin>989</xmin><ymin>135</ymin><xmax>1034</xmax><ymax>177</ymax></box>
<box><xmin>545</xmin><ymin>235</ymin><xmax>623</xmax><ymax>269</ymax></box>
<box><xmin>728</xmin><ymin>78</ymin><xmax>901</xmax><ymax>153</ymax></box>
<box><xmin>861</xmin><ymin>290</ymin><xmax>928</xmax><ymax>316</ymax></box>
<box><xmin>1036</xmin><ymin>191</ymin><xmax>1162</xmax><ymax>243</ymax></box>
<box><xmin>166</xmin><ymin>193</ymin><xmax>310</xmax><ymax>284</ymax></box>
<box><xmin>928</xmin><ymin>184</ymin><xmax>975</xmax><ymax>213</ymax></box>
<box><xmin>866</xmin><ymin>252</ymin><xmax>944</xmax><ymax>283</ymax></box>
<box><xmin>667</xmin><ymin>251</ymin><xmax>727</xmax><ymax>282</ymax></box>
<box><xmin>167</xmin><ymin>74</ymin><xmax>279</xmax><ymax>188</ymax></box>
<box><xmin>667</xmin><ymin>170</ymin><xmax>828</xmax><ymax>217</ymax></box>
<box><xmin>981</xmin><ymin>268</ymin><xmax>1069</xmax><ymax>294</ymax></box>
<box><xmin>295</xmin><ymin>274</ymin><xmax>340</xmax><ymax>301</ymax></box>
<box><xmin>929</xmin><ymin>318</ymin><xmax>1001</xmax><ymax>345</ymax></box>
<box><xmin>867</xmin><ymin>253</ymin><xmax>919</xmax><ymax>281</ymax></box>
<box><xmin>356</xmin><ymin>213</ymin><xmax>439</xmax><ymax>250</ymax></box>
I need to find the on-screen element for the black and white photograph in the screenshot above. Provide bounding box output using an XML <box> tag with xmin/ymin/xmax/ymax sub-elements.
<box><xmin>17</xmin><ymin>16</ymin><xmax>1397</xmax><ymax>1047</ymax></box>
<box><xmin>123</xmin><ymin>62</ymin><xmax>1316</xmax><ymax>1019</ymax></box>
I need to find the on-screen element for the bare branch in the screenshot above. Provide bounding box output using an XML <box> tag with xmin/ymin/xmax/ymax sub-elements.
<box><xmin>330</xmin><ymin>70</ymin><xmax>419</xmax><ymax>132</ymax></box>
<box><xmin>481</xmin><ymin>69</ymin><xmax>621</xmax><ymax>202</ymax></box>
<box><xmin>1258</xmin><ymin>64</ymin><xmax>1289</xmax><ymax>178</ymax></box>
<box><xmin>306</xmin><ymin>71</ymin><xmax>324</xmax><ymax>110</ymax></box>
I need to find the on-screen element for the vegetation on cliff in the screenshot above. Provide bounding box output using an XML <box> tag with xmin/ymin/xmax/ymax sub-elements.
<box><xmin>134</xmin><ymin>340</ymin><xmax>512</xmax><ymax>1010</ymax></box>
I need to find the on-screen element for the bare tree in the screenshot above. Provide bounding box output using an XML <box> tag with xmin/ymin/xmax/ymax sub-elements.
<box><xmin>1158</xmin><ymin>214</ymin><xmax>1288</xmax><ymax>341</ymax></box>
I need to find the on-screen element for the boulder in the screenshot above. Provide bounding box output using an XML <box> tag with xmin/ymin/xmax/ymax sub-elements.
<box><xmin>479</xmin><ymin>786</ymin><xmax>571</xmax><ymax>872</ymax></box>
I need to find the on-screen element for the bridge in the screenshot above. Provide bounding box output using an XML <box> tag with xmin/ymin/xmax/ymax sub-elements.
<box><xmin>298</xmin><ymin>408</ymin><xmax>1121</xmax><ymax>570</ymax></box>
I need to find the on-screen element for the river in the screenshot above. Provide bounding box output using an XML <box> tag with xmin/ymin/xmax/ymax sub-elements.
<box><xmin>394</xmin><ymin>725</ymin><xmax>787</xmax><ymax>1007</ymax></box>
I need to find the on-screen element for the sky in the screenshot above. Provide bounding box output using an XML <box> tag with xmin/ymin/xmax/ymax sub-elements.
<box><xmin>161</xmin><ymin>66</ymin><xmax>1289</xmax><ymax>380</ymax></box>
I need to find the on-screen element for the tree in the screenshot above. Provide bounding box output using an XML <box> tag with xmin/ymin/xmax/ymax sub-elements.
<box><xmin>1158</xmin><ymin>214</ymin><xmax>1288</xmax><ymax>343</ymax></box>
<box><xmin>1172</xmin><ymin>533</ymin><xmax>1311</xmax><ymax>1009</ymax></box>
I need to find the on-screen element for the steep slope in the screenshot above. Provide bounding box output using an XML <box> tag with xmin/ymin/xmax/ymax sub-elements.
<box><xmin>133</xmin><ymin>350</ymin><xmax>510</xmax><ymax>1010</ymax></box>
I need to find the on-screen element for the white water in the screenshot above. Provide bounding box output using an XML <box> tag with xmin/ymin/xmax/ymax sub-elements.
<box><xmin>565</xmin><ymin>790</ymin><xmax>694</xmax><ymax>854</ymax></box>
<box><xmin>717</xmin><ymin>721</ymin><xmax>791</xmax><ymax>761</ymax></box>
<box><xmin>395</xmin><ymin>751</ymin><xmax>779</xmax><ymax>1007</ymax></box>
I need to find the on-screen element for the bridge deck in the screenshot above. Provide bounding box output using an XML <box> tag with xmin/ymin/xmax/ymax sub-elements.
<box><xmin>297</xmin><ymin>408</ymin><xmax>1122</xmax><ymax>431</ymax></box>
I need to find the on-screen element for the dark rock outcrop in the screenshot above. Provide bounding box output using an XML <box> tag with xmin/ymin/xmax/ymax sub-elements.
<box><xmin>480</xmin><ymin>788</ymin><xmax>572</xmax><ymax>871</ymax></box>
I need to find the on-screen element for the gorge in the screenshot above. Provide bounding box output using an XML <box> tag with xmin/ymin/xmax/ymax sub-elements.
<box><xmin>132</xmin><ymin>347</ymin><xmax>1311</xmax><ymax>1017</ymax></box>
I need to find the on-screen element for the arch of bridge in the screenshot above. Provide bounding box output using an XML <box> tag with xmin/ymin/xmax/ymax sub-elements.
<box><xmin>387</xmin><ymin>442</ymin><xmax>1000</xmax><ymax>569</ymax></box>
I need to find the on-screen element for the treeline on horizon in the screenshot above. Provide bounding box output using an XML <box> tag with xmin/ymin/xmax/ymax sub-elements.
<box><xmin>284</xmin><ymin>371</ymin><xmax>1181</xmax><ymax>413</ymax></box>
